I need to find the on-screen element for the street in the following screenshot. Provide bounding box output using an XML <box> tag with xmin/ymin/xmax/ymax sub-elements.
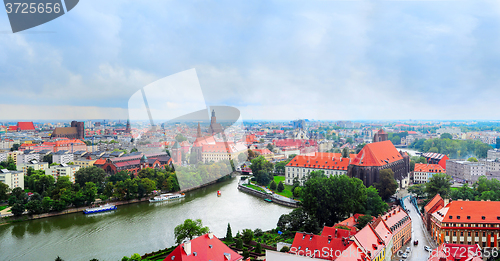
<box><xmin>392</xmin><ymin>193</ymin><xmax>437</xmax><ymax>261</ymax></box>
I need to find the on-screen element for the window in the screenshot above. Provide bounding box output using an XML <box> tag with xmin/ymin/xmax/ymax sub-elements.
<box><xmin>453</xmin><ymin>232</ymin><xmax>457</xmax><ymax>236</ymax></box>
<box><xmin>475</xmin><ymin>232</ymin><xmax>478</xmax><ymax>237</ymax></box>
<box><xmin>461</xmin><ymin>232</ymin><xmax>463</xmax><ymax>236</ymax></box>
<box><xmin>483</xmin><ymin>232</ymin><xmax>486</xmax><ymax>237</ymax></box>
<box><xmin>468</xmin><ymin>232</ymin><xmax>471</xmax><ymax>236</ymax></box>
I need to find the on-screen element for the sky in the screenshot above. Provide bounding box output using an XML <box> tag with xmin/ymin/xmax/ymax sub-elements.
<box><xmin>1</xmin><ymin>0</ymin><xmax>500</xmax><ymax>121</ymax></box>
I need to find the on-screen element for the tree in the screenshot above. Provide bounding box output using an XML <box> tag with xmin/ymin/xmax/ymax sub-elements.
<box><xmin>277</xmin><ymin>208</ymin><xmax>320</xmax><ymax>233</ymax></box>
<box><xmin>11</xmin><ymin>202</ymin><xmax>25</xmax><ymax>216</ymax></box>
<box><xmin>293</xmin><ymin>187</ymin><xmax>302</xmax><ymax>198</ymax></box>
<box><xmin>0</xmin><ymin>182</ymin><xmax>9</xmax><ymax>201</ymax></box>
<box><xmin>250</xmin><ymin>156</ymin><xmax>273</xmax><ymax>186</ymax></box>
<box><xmin>241</xmin><ymin>229</ymin><xmax>254</xmax><ymax>243</ymax></box>
<box><xmin>364</xmin><ymin>186</ymin><xmax>389</xmax><ymax>216</ymax></box>
<box><xmin>277</xmin><ymin>181</ymin><xmax>285</xmax><ymax>192</ymax></box>
<box><xmin>426</xmin><ymin>173</ymin><xmax>453</xmax><ymax>198</ymax></box>
<box><xmin>175</xmin><ymin>134</ymin><xmax>187</xmax><ymax>143</ymax></box>
<box><xmin>174</xmin><ymin>219</ymin><xmax>210</xmax><ymax>244</ymax></box>
<box><xmin>43</xmin><ymin>154</ymin><xmax>53</xmax><ymax>165</ymax></box>
<box><xmin>104</xmin><ymin>182</ymin><xmax>114</xmax><ymax>198</ymax></box>
<box><xmin>225</xmin><ymin>223</ymin><xmax>233</xmax><ymax>242</ymax></box>
<box><xmin>266</xmin><ymin>143</ymin><xmax>274</xmax><ymax>152</ymax></box>
<box><xmin>238</xmin><ymin>152</ymin><xmax>247</xmax><ymax>163</ymax></box>
<box><xmin>255</xmin><ymin>243</ymin><xmax>262</xmax><ymax>254</ymax></box>
<box><xmin>301</xmin><ymin>174</ymin><xmax>366</xmax><ymax>227</ymax></box>
<box><xmin>26</xmin><ymin>197</ymin><xmax>43</xmax><ymax>215</ymax></box>
<box><xmin>467</xmin><ymin>157</ymin><xmax>478</xmax><ymax>162</ymax></box>
<box><xmin>408</xmin><ymin>184</ymin><xmax>426</xmax><ymax>198</ymax></box>
<box><xmin>42</xmin><ymin>197</ymin><xmax>53</xmax><ymax>212</ymax></box>
<box><xmin>140</xmin><ymin>178</ymin><xmax>156</xmax><ymax>196</ymax></box>
<box><xmin>130</xmin><ymin>253</ymin><xmax>142</xmax><ymax>261</ymax></box>
<box><xmin>374</xmin><ymin>169</ymin><xmax>398</xmax><ymax>201</ymax></box>
<box><xmin>235</xmin><ymin>238</ymin><xmax>243</xmax><ymax>249</ymax></box>
<box><xmin>440</xmin><ymin>133</ymin><xmax>453</xmax><ymax>140</ymax></box>
<box><xmin>247</xmin><ymin>150</ymin><xmax>256</xmax><ymax>160</ymax></box>
<box><xmin>342</xmin><ymin>147</ymin><xmax>349</xmax><ymax>158</ymax></box>
<box><xmin>83</xmin><ymin>182</ymin><xmax>98</xmax><ymax>205</ymax></box>
<box><xmin>269</xmin><ymin>180</ymin><xmax>277</xmax><ymax>190</ymax></box>
<box><xmin>130</xmin><ymin>148</ymin><xmax>138</xmax><ymax>153</ymax></box>
<box><xmin>11</xmin><ymin>143</ymin><xmax>20</xmax><ymax>151</ymax></box>
<box><xmin>355</xmin><ymin>215</ymin><xmax>373</xmax><ymax>230</ymax></box>
<box><xmin>75</xmin><ymin>167</ymin><xmax>106</xmax><ymax>188</ymax></box>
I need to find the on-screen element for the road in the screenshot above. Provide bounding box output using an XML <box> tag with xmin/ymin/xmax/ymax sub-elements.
<box><xmin>392</xmin><ymin>192</ymin><xmax>437</xmax><ymax>261</ymax></box>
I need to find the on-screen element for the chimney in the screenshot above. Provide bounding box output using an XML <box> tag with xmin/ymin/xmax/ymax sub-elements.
<box><xmin>208</xmin><ymin>232</ymin><xmax>214</xmax><ymax>239</ymax></box>
<box><xmin>443</xmin><ymin>198</ymin><xmax>450</xmax><ymax>206</ymax></box>
<box><xmin>183</xmin><ymin>241</ymin><xmax>191</xmax><ymax>255</ymax></box>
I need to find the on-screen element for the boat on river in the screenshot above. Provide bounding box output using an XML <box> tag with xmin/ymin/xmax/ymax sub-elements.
<box><xmin>149</xmin><ymin>193</ymin><xmax>185</xmax><ymax>203</ymax></box>
<box><xmin>83</xmin><ymin>204</ymin><xmax>117</xmax><ymax>214</ymax></box>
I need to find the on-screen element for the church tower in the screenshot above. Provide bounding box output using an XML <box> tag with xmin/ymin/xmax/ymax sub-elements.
<box><xmin>126</xmin><ymin>119</ymin><xmax>131</xmax><ymax>134</ymax></box>
<box><xmin>140</xmin><ymin>154</ymin><xmax>148</xmax><ymax>169</ymax></box>
<box><xmin>197</xmin><ymin>122</ymin><xmax>202</xmax><ymax>138</ymax></box>
<box><xmin>171</xmin><ymin>141</ymin><xmax>182</xmax><ymax>164</ymax></box>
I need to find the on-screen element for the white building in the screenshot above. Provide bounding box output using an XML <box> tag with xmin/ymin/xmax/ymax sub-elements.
<box><xmin>413</xmin><ymin>163</ymin><xmax>446</xmax><ymax>184</ymax></box>
<box><xmin>17</xmin><ymin>159</ymin><xmax>49</xmax><ymax>174</ymax></box>
<box><xmin>52</xmin><ymin>151</ymin><xmax>74</xmax><ymax>164</ymax></box>
<box><xmin>0</xmin><ymin>169</ymin><xmax>24</xmax><ymax>190</ymax></box>
<box><xmin>487</xmin><ymin>149</ymin><xmax>500</xmax><ymax>160</ymax></box>
<box><xmin>446</xmin><ymin>160</ymin><xmax>486</xmax><ymax>182</ymax></box>
<box><xmin>285</xmin><ymin>152</ymin><xmax>350</xmax><ymax>185</ymax></box>
<box><xmin>17</xmin><ymin>153</ymin><xmax>41</xmax><ymax>164</ymax></box>
<box><xmin>47</xmin><ymin>164</ymin><xmax>81</xmax><ymax>183</ymax></box>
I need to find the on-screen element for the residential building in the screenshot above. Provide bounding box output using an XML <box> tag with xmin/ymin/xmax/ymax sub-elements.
<box><xmin>52</xmin><ymin>150</ymin><xmax>75</xmax><ymax>164</ymax></box>
<box><xmin>427</xmin><ymin>243</ymin><xmax>482</xmax><ymax>261</ymax></box>
<box><xmin>348</xmin><ymin>141</ymin><xmax>410</xmax><ymax>188</ymax></box>
<box><xmin>253</xmin><ymin>148</ymin><xmax>274</xmax><ymax>161</ymax></box>
<box><xmin>423</xmin><ymin>194</ymin><xmax>444</xmax><ymax>231</ymax></box>
<box><xmin>0</xmin><ymin>169</ymin><xmax>24</xmax><ymax>190</ymax></box>
<box><xmin>164</xmin><ymin>233</ymin><xmax>243</xmax><ymax>261</ymax></box>
<box><xmin>0</xmin><ymin>152</ymin><xmax>6</xmax><ymax>162</ymax></box>
<box><xmin>446</xmin><ymin>160</ymin><xmax>486</xmax><ymax>182</ymax></box>
<box><xmin>17</xmin><ymin>160</ymin><xmax>49</xmax><ymax>174</ymax></box>
<box><xmin>17</xmin><ymin>152</ymin><xmax>41</xmax><ymax>164</ymax></box>
<box><xmin>413</xmin><ymin>163</ymin><xmax>446</xmax><ymax>184</ymax></box>
<box><xmin>73</xmin><ymin>157</ymin><xmax>96</xmax><ymax>168</ymax></box>
<box><xmin>429</xmin><ymin>199</ymin><xmax>500</xmax><ymax>248</ymax></box>
<box><xmin>372</xmin><ymin>217</ymin><xmax>393</xmax><ymax>261</ymax></box>
<box><xmin>487</xmin><ymin>149</ymin><xmax>500</xmax><ymax>160</ymax></box>
<box><xmin>47</xmin><ymin>164</ymin><xmax>81</xmax><ymax>182</ymax></box>
<box><xmin>422</xmin><ymin>152</ymin><xmax>450</xmax><ymax>170</ymax></box>
<box><xmin>0</xmin><ymin>139</ymin><xmax>15</xmax><ymax>150</ymax></box>
<box><xmin>351</xmin><ymin>224</ymin><xmax>387</xmax><ymax>261</ymax></box>
<box><xmin>382</xmin><ymin>206</ymin><xmax>411</xmax><ymax>254</ymax></box>
<box><xmin>285</xmin><ymin>152</ymin><xmax>353</xmax><ymax>185</ymax></box>
<box><xmin>7</xmin><ymin>151</ymin><xmax>22</xmax><ymax>164</ymax></box>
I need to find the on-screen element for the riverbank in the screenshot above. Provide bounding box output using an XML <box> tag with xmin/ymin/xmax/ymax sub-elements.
<box><xmin>238</xmin><ymin>181</ymin><xmax>299</xmax><ymax>208</ymax></box>
<box><xmin>0</xmin><ymin>172</ymin><xmax>238</xmax><ymax>226</ymax></box>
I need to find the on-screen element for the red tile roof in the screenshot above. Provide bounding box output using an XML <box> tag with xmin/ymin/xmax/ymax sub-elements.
<box><xmin>286</xmin><ymin>152</ymin><xmax>350</xmax><ymax>171</ymax></box>
<box><xmin>352</xmin><ymin>224</ymin><xmax>385</xmax><ymax>260</ymax></box>
<box><xmin>414</xmin><ymin>163</ymin><xmax>446</xmax><ymax>173</ymax></box>
<box><xmin>94</xmin><ymin>159</ymin><xmax>106</xmax><ymax>165</ymax></box>
<box><xmin>290</xmin><ymin>232</ymin><xmax>353</xmax><ymax>260</ymax></box>
<box><xmin>383</xmin><ymin>206</ymin><xmax>410</xmax><ymax>228</ymax></box>
<box><xmin>165</xmin><ymin>234</ymin><xmax>242</xmax><ymax>261</ymax></box>
<box><xmin>440</xmin><ymin>200</ymin><xmax>500</xmax><ymax>223</ymax></box>
<box><xmin>17</xmin><ymin>122</ymin><xmax>35</xmax><ymax>131</ymax></box>
<box><xmin>253</xmin><ymin>149</ymin><xmax>272</xmax><ymax>155</ymax></box>
<box><xmin>274</xmin><ymin>139</ymin><xmax>317</xmax><ymax>148</ymax></box>
<box><xmin>424</xmin><ymin>194</ymin><xmax>444</xmax><ymax>214</ymax></box>
<box><xmin>351</xmin><ymin>140</ymin><xmax>403</xmax><ymax>167</ymax></box>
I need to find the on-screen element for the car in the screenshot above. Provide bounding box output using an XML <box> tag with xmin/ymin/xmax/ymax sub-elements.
<box><xmin>402</xmin><ymin>253</ymin><xmax>408</xmax><ymax>258</ymax></box>
<box><xmin>414</xmin><ymin>240</ymin><xmax>419</xmax><ymax>245</ymax></box>
<box><xmin>406</xmin><ymin>247</ymin><xmax>411</xmax><ymax>252</ymax></box>
<box><xmin>424</xmin><ymin>246</ymin><xmax>432</xmax><ymax>252</ymax></box>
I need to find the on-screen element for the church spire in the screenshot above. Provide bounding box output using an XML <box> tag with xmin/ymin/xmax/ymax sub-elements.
<box><xmin>197</xmin><ymin>122</ymin><xmax>201</xmax><ymax>138</ymax></box>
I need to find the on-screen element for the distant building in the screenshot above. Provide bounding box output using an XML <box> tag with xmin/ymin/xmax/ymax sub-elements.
<box><xmin>348</xmin><ymin>140</ymin><xmax>410</xmax><ymax>188</ymax></box>
<box><xmin>413</xmin><ymin>163</ymin><xmax>446</xmax><ymax>184</ymax></box>
<box><xmin>164</xmin><ymin>233</ymin><xmax>243</xmax><ymax>261</ymax></box>
<box><xmin>10</xmin><ymin>122</ymin><xmax>36</xmax><ymax>132</ymax></box>
<box><xmin>73</xmin><ymin>157</ymin><xmax>96</xmax><ymax>168</ymax></box>
<box><xmin>208</xmin><ymin>110</ymin><xmax>223</xmax><ymax>135</ymax></box>
<box><xmin>373</xmin><ymin>129</ymin><xmax>388</xmax><ymax>143</ymax></box>
<box><xmin>52</xmin><ymin>150</ymin><xmax>75</xmax><ymax>164</ymax></box>
<box><xmin>17</xmin><ymin>152</ymin><xmax>41</xmax><ymax>164</ymax></box>
<box><xmin>99</xmin><ymin>153</ymin><xmax>171</xmax><ymax>175</ymax></box>
<box><xmin>0</xmin><ymin>169</ymin><xmax>24</xmax><ymax>190</ymax></box>
<box><xmin>422</xmin><ymin>152</ymin><xmax>449</xmax><ymax>170</ymax></box>
<box><xmin>253</xmin><ymin>148</ymin><xmax>274</xmax><ymax>161</ymax></box>
<box><xmin>487</xmin><ymin>148</ymin><xmax>500</xmax><ymax>160</ymax></box>
<box><xmin>51</xmin><ymin>121</ymin><xmax>84</xmax><ymax>140</ymax></box>
<box><xmin>446</xmin><ymin>160</ymin><xmax>486</xmax><ymax>182</ymax></box>
<box><xmin>47</xmin><ymin>164</ymin><xmax>81</xmax><ymax>183</ymax></box>
<box><xmin>292</xmin><ymin>119</ymin><xmax>306</xmax><ymax>130</ymax></box>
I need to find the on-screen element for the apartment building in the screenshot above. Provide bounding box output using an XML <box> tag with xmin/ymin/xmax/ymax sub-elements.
<box><xmin>47</xmin><ymin>164</ymin><xmax>81</xmax><ymax>183</ymax></box>
<box><xmin>413</xmin><ymin>163</ymin><xmax>446</xmax><ymax>184</ymax></box>
<box><xmin>52</xmin><ymin>150</ymin><xmax>75</xmax><ymax>164</ymax></box>
<box><xmin>382</xmin><ymin>206</ymin><xmax>412</xmax><ymax>254</ymax></box>
<box><xmin>446</xmin><ymin>160</ymin><xmax>486</xmax><ymax>182</ymax></box>
<box><xmin>17</xmin><ymin>159</ymin><xmax>49</xmax><ymax>174</ymax></box>
<box><xmin>0</xmin><ymin>169</ymin><xmax>24</xmax><ymax>190</ymax></box>
<box><xmin>285</xmin><ymin>152</ymin><xmax>353</xmax><ymax>185</ymax></box>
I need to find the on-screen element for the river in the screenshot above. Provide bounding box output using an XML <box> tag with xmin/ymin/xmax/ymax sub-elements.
<box><xmin>0</xmin><ymin>175</ymin><xmax>293</xmax><ymax>261</ymax></box>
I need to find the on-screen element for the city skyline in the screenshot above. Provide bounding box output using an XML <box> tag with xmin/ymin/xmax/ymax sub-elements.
<box><xmin>2</xmin><ymin>1</ymin><xmax>500</xmax><ymax>120</ymax></box>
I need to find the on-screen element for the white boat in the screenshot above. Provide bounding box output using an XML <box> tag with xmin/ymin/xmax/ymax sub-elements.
<box><xmin>83</xmin><ymin>203</ymin><xmax>117</xmax><ymax>214</ymax></box>
<box><xmin>149</xmin><ymin>193</ymin><xmax>185</xmax><ymax>203</ymax></box>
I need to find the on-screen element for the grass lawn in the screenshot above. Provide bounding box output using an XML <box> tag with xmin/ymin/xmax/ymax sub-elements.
<box><xmin>0</xmin><ymin>206</ymin><xmax>8</xmax><ymax>211</ymax></box>
<box><xmin>271</xmin><ymin>176</ymin><xmax>300</xmax><ymax>200</ymax></box>
<box><xmin>243</xmin><ymin>183</ymin><xmax>268</xmax><ymax>194</ymax></box>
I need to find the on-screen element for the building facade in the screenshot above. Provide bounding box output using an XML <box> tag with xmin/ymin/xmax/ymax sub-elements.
<box><xmin>52</xmin><ymin>151</ymin><xmax>75</xmax><ymax>164</ymax></box>
<box><xmin>47</xmin><ymin>164</ymin><xmax>81</xmax><ymax>183</ymax></box>
<box><xmin>446</xmin><ymin>160</ymin><xmax>486</xmax><ymax>182</ymax></box>
<box><xmin>429</xmin><ymin>199</ymin><xmax>500</xmax><ymax>249</ymax></box>
<box><xmin>17</xmin><ymin>160</ymin><xmax>49</xmax><ymax>174</ymax></box>
<box><xmin>0</xmin><ymin>169</ymin><xmax>24</xmax><ymax>190</ymax></box>
<box><xmin>382</xmin><ymin>206</ymin><xmax>412</xmax><ymax>254</ymax></box>
<box><xmin>285</xmin><ymin>152</ymin><xmax>352</xmax><ymax>185</ymax></box>
<box><xmin>413</xmin><ymin>163</ymin><xmax>446</xmax><ymax>184</ymax></box>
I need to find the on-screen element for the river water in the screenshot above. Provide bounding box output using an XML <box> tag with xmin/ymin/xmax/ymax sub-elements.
<box><xmin>0</xmin><ymin>176</ymin><xmax>293</xmax><ymax>261</ymax></box>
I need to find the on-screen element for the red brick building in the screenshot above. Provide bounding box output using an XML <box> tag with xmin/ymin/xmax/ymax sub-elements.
<box><xmin>423</xmin><ymin>194</ymin><xmax>444</xmax><ymax>231</ymax></box>
<box><xmin>98</xmin><ymin>153</ymin><xmax>171</xmax><ymax>175</ymax></box>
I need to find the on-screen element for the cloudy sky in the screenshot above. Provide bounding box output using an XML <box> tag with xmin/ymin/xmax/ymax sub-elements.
<box><xmin>1</xmin><ymin>0</ymin><xmax>500</xmax><ymax>121</ymax></box>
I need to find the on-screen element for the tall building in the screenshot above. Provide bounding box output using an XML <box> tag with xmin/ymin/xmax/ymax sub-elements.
<box><xmin>373</xmin><ymin>129</ymin><xmax>388</xmax><ymax>143</ymax></box>
<box><xmin>171</xmin><ymin>141</ymin><xmax>182</xmax><ymax>164</ymax></box>
<box><xmin>446</xmin><ymin>160</ymin><xmax>486</xmax><ymax>182</ymax></box>
<box><xmin>0</xmin><ymin>169</ymin><xmax>24</xmax><ymax>190</ymax></box>
<box><xmin>51</xmin><ymin>121</ymin><xmax>85</xmax><ymax>139</ymax></box>
<box><xmin>208</xmin><ymin>110</ymin><xmax>223</xmax><ymax>135</ymax></box>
